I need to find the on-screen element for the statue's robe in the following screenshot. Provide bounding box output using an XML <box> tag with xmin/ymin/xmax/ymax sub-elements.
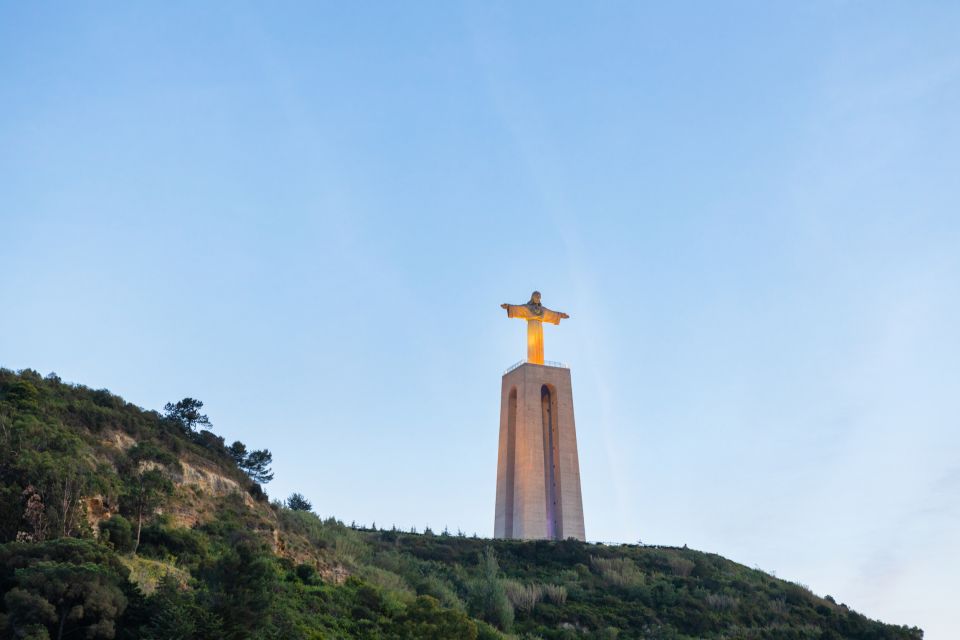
<box><xmin>503</xmin><ymin>303</ymin><xmax>564</xmax><ymax>364</ymax></box>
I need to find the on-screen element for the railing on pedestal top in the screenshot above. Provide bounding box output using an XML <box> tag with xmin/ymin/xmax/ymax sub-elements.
<box><xmin>503</xmin><ymin>360</ymin><xmax>569</xmax><ymax>375</ymax></box>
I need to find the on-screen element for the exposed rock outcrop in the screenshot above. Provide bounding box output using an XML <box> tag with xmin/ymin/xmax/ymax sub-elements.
<box><xmin>100</xmin><ymin>430</ymin><xmax>137</xmax><ymax>451</ymax></box>
<box><xmin>84</xmin><ymin>495</ymin><xmax>115</xmax><ymax>534</ymax></box>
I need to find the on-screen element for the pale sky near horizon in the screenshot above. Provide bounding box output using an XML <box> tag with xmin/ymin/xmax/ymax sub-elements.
<box><xmin>2</xmin><ymin>2</ymin><xmax>959</xmax><ymax>637</ymax></box>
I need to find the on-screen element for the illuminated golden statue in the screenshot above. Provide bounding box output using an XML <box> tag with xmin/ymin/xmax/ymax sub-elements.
<box><xmin>500</xmin><ymin>291</ymin><xmax>569</xmax><ymax>365</ymax></box>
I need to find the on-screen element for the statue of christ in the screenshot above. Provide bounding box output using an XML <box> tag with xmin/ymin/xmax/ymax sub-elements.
<box><xmin>500</xmin><ymin>291</ymin><xmax>569</xmax><ymax>365</ymax></box>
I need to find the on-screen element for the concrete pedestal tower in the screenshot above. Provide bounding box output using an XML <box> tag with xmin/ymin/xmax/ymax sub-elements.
<box><xmin>495</xmin><ymin>292</ymin><xmax>585</xmax><ymax>541</ymax></box>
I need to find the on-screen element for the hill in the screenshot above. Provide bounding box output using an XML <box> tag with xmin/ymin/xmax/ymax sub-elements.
<box><xmin>0</xmin><ymin>368</ymin><xmax>922</xmax><ymax>639</ymax></box>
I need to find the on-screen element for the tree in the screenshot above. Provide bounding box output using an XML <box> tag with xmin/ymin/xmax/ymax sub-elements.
<box><xmin>228</xmin><ymin>441</ymin><xmax>274</xmax><ymax>484</ymax></box>
<box><xmin>140</xmin><ymin>575</ymin><xmax>222</xmax><ymax>640</ymax></box>
<box><xmin>124</xmin><ymin>469</ymin><xmax>173</xmax><ymax>553</ymax></box>
<box><xmin>285</xmin><ymin>493</ymin><xmax>311</xmax><ymax>512</ymax></box>
<box><xmin>162</xmin><ymin>398</ymin><xmax>211</xmax><ymax>433</ymax></box>
<box><xmin>98</xmin><ymin>516</ymin><xmax>134</xmax><ymax>554</ymax></box>
<box><xmin>201</xmin><ymin>541</ymin><xmax>277</xmax><ymax>638</ymax></box>
<box><xmin>19</xmin><ymin>487</ymin><xmax>46</xmax><ymax>542</ymax></box>
<box><xmin>227</xmin><ymin>441</ymin><xmax>247</xmax><ymax>467</ymax></box>
<box><xmin>238</xmin><ymin>449</ymin><xmax>273</xmax><ymax>484</ymax></box>
<box><xmin>0</xmin><ymin>539</ymin><xmax>129</xmax><ymax>640</ymax></box>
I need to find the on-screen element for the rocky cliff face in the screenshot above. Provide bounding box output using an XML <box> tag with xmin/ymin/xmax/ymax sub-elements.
<box><xmin>161</xmin><ymin>461</ymin><xmax>258</xmax><ymax>528</ymax></box>
<box><xmin>100</xmin><ymin>430</ymin><xmax>136</xmax><ymax>451</ymax></box>
<box><xmin>172</xmin><ymin>460</ymin><xmax>244</xmax><ymax>496</ymax></box>
<box><xmin>95</xmin><ymin>430</ymin><xmax>280</xmax><ymax>544</ymax></box>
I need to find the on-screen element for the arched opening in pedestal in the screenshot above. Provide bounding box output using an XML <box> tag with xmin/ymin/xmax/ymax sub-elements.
<box><xmin>504</xmin><ymin>387</ymin><xmax>517</xmax><ymax>538</ymax></box>
<box><xmin>541</xmin><ymin>384</ymin><xmax>563</xmax><ymax>540</ymax></box>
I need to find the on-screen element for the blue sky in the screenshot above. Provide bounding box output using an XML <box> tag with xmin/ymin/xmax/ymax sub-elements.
<box><xmin>2</xmin><ymin>2</ymin><xmax>959</xmax><ymax>636</ymax></box>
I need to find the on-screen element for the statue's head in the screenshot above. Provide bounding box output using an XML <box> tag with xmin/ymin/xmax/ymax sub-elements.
<box><xmin>529</xmin><ymin>291</ymin><xmax>542</xmax><ymax>305</ymax></box>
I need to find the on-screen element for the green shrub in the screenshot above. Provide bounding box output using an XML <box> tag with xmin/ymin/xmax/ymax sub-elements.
<box><xmin>295</xmin><ymin>562</ymin><xmax>317</xmax><ymax>584</ymax></box>
<box><xmin>99</xmin><ymin>515</ymin><xmax>134</xmax><ymax>553</ymax></box>
<box><xmin>415</xmin><ymin>573</ymin><xmax>465</xmax><ymax>611</ymax></box>
<box><xmin>137</xmin><ymin>524</ymin><xmax>208</xmax><ymax>566</ymax></box>
<box><xmin>390</xmin><ymin>595</ymin><xmax>479</xmax><ymax>640</ymax></box>
<box><xmin>128</xmin><ymin>441</ymin><xmax>176</xmax><ymax>466</ymax></box>
<box><xmin>356</xmin><ymin>565</ymin><xmax>415</xmax><ymax>608</ymax></box>
<box><xmin>467</xmin><ymin>548</ymin><xmax>514</xmax><ymax>632</ymax></box>
<box><xmin>476</xmin><ymin>620</ymin><xmax>506</xmax><ymax>640</ymax></box>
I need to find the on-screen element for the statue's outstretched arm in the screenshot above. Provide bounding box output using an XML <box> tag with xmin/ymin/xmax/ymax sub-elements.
<box><xmin>502</xmin><ymin>303</ymin><xmax>529</xmax><ymax>319</ymax></box>
<box><xmin>539</xmin><ymin>308</ymin><xmax>569</xmax><ymax>324</ymax></box>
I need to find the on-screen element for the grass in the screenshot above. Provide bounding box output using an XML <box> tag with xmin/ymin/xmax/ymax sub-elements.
<box><xmin>120</xmin><ymin>555</ymin><xmax>190</xmax><ymax>595</ymax></box>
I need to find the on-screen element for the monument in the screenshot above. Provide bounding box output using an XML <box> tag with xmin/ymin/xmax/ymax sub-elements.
<box><xmin>494</xmin><ymin>292</ymin><xmax>585</xmax><ymax>541</ymax></box>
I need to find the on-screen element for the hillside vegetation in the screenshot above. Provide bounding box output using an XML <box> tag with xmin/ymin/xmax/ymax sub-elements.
<box><xmin>0</xmin><ymin>368</ymin><xmax>922</xmax><ymax>639</ymax></box>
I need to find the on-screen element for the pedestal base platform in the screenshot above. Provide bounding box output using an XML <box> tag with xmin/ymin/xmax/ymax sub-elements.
<box><xmin>494</xmin><ymin>362</ymin><xmax>585</xmax><ymax>541</ymax></box>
